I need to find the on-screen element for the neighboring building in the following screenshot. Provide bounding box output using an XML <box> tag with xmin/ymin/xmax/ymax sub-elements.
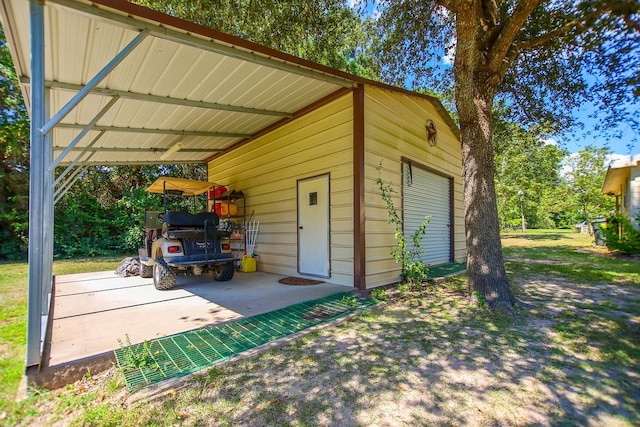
<box><xmin>602</xmin><ymin>154</ymin><xmax>640</xmax><ymax>229</ymax></box>
<box><xmin>575</xmin><ymin>221</ymin><xmax>591</xmax><ymax>234</ymax></box>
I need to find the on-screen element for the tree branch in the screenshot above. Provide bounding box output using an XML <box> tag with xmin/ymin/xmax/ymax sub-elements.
<box><xmin>486</xmin><ymin>0</ymin><xmax>544</xmax><ymax>72</ymax></box>
<box><xmin>498</xmin><ymin>1</ymin><xmax>639</xmax><ymax>73</ymax></box>
<box><xmin>482</xmin><ymin>0</ymin><xmax>499</xmax><ymax>26</ymax></box>
<box><xmin>437</xmin><ymin>0</ymin><xmax>464</xmax><ymax>15</ymax></box>
<box><xmin>515</xmin><ymin>4</ymin><xmax>630</xmax><ymax>51</ymax></box>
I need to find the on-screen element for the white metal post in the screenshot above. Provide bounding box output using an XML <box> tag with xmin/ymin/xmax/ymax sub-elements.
<box><xmin>43</xmin><ymin>88</ymin><xmax>53</xmax><ymax>316</ymax></box>
<box><xmin>26</xmin><ymin>0</ymin><xmax>46</xmax><ymax>368</ymax></box>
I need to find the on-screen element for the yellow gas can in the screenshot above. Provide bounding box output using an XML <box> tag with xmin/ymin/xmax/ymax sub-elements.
<box><xmin>240</xmin><ymin>255</ymin><xmax>256</xmax><ymax>272</ymax></box>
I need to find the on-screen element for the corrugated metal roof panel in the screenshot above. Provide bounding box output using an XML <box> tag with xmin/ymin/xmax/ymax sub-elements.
<box><xmin>2</xmin><ymin>0</ymin><xmax>456</xmax><ymax>168</ymax></box>
<box><xmin>0</xmin><ymin>0</ymin><xmax>354</xmax><ymax>166</ymax></box>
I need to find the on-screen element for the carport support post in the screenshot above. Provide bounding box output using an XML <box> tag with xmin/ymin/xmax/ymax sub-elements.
<box><xmin>43</xmin><ymin>88</ymin><xmax>54</xmax><ymax>315</ymax></box>
<box><xmin>26</xmin><ymin>0</ymin><xmax>47</xmax><ymax>368</ymax></box>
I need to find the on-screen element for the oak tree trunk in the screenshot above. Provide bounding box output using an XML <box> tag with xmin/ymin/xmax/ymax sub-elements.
<box><xmin>454</xmin><ymin>1</ymin><xmax>517</xmax><ymax>309</ymax></box>
<box><xmin>460</xmin><ymin>106</ymin><xmax>517</xmax><ymax>309</ymax></box>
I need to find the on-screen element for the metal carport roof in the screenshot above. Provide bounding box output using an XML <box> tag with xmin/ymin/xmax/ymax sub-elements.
<box><xmin>0</xmin><ymin>0</ymin><xmax>355</xmax><ymax>167</ymax></box>
<box><xmin>0</xmin><ymin>0</ymin><xmax>359</xmax><ymax>371</ymax></box>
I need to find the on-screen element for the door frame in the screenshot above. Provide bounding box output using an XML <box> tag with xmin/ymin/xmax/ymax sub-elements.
<box><xmin>296</xmin><ymin>173</ymin><xmax>331</xmax><ymax>278</ymax></box>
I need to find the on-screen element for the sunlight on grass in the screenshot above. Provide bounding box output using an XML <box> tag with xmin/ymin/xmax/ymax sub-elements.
<box><xmin>0</xmin><ymin>257</ymin><xmax>123</xmax><ymax>416</ymax></box>
<box><xmin>502</xmin><ymin>230</ymin><xmax>639</xmax><ymax>285</ymax></box>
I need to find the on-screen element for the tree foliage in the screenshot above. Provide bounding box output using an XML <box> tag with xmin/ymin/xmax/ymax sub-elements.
<box><xmin>0</xmin><ymin>25</ymin><xmax>29</xmax><ymax>259</ymax></box>
<box><xmin>563</xmin><ymin>145</ymin><xmax>615</xmax><ymax>221</ymax></box>
<box><xmin>52</xmin><ymin>164</ymin><xmax>207</xmax><ymax>258</ymax></box>
<box><xmin>494</xmin><ymin>139</ymin><xmax>616</xmax><ymax>230</ymax></box>
<box><xmin>370</xmin><ymin>0</ymin><xmax>639</xmax><ymax>139</ymax></box>
<box><xmin>132</xmin><ymin>0</ymin><xmax>380</xmax><ymax>79</ymax></box>
<box><xmin>601</xmin><ymin>213</ymin><xmax>640</xmax><ymax>255</ymax></box>
<box><xmin>493</xmin><ymin>114</ymin><xmax>567</xmax><ymax>230</ymax></box>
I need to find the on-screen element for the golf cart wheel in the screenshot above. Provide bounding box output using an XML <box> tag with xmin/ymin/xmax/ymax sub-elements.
<box><xmin>140</xmin><ymin>263</ymin><xmax>153</xmax><ymax>278</ymax></box>
<box><xmin>153</xmin><ymin>257</ymin><xmax>176</xmax><ymax>290</ymax></box>
<box><xmin>212</xmin><ymin>262</ymin><xmax>235</xmax><ymax>282</ymax></box>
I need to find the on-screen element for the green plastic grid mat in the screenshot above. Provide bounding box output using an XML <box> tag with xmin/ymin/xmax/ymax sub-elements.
<box><xmin>428</xmin><ymin>262</ymin><xmax>467</xmax><ymax>278</ymax></box>
<box><xmin>114</xmin><ymin>292</ymin><xmax>376</xmax><ymax>392</ymax></box>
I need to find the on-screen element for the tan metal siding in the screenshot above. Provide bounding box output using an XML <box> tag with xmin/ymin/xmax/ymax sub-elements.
<box><xmin>364</xmin><ymin>86</ymin><xmax>466</xmax><ymax>287</ymax></box>
<box><xmin>207</xmin><ymin>94</ymin><xmax>354</xmax><ymax>286</ymax></box>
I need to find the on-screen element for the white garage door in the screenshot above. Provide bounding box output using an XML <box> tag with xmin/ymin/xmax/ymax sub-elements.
<box><xmin>402</xmin><ymin>162</ymin><xmax>452</xmax><ymax>265</ymax></box>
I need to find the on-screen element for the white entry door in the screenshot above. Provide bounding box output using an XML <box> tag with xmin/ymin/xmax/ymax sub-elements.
<box><xmin>297</xmin><ymin>174</ymin><xmax>330</xmax><ymax>277</ymax></box>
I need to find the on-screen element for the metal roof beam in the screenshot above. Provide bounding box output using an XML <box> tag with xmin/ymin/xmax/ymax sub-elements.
<box><xmin>55</xmin><ymin>123</ymin><xmax>252</xmax><ymax>138</ymax></box>
<box><xmin>54</xmin><ymin>131</ymin><xmax>104</xmax><ymax>187</ymax></box>
<box><xmin>54</xmin><ymin>166</ymin><xmax>88</xmax><ymax>204</ymax></box>
<box><xmin>47</xmin><ymin>0</ymin><xmax>353</xmax><ymax>88</ymax></box>
<box><xmin>50</xmin><ymin>96</ymin><xmax>119</xmax><ymax>170</ymax></box>
<box><xmin>41</xmin><ymin>30</ymin><xmax>148</xmax><ymax>135</ymax></box>
<box><xmin>73</xmin><ymin>160</ymin><xmax>205</xmax><ymax>166</ymax></box>
<box><xmin>27</xmin><ymin>79</ymin><xmax>293</xmax><ymax>118</ymax></box>
<box><xmin>54</xmin><ymin>146</ymin><xmax>221</xmax><ymax>153</ymax></box>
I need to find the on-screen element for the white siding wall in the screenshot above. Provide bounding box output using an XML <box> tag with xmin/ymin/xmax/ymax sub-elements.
<box><xmin>363</xmin><ymin>86</ymin><xmax>466</xmax><ymax>287</ymax></box>
<box><xmin>207</xmin><ymin>94</ymin><xmax>355</xmax><ymax>286</ymax></box>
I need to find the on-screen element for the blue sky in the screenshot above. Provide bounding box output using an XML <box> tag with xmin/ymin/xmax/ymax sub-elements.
<box><xmin>568</xmin><ymin>103</ymin><xmax>638</xmax><ymax>156</ymax></box>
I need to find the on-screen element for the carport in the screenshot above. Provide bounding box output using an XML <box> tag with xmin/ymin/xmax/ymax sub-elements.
<box><xmin>41</xmin><ymin>270</ymin><xmax>348</xmax><ymax>388</ymax></box>
<box><xmin>0</xmin><ymin>0</ymin><xmax>356</xmax><ymax>372</ymax></box>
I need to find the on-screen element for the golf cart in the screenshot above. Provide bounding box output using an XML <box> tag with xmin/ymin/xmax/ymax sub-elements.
<box><xmin>139</xmin><ymin>177</ymin><xmax>238</xmax><ymax>290</ymax></box>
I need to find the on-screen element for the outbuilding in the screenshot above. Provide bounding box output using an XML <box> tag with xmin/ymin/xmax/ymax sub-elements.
<box><xmin>0</xmin><ymin>0</ymin><xmax>465</xmax><ymax>370</ymax></box>
<box><xmin>206</xmin><ymin>84</ymin><xmax>466</xmax><ymax>288</ymax></box>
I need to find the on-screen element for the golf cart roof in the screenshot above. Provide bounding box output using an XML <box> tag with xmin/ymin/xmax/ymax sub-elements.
<box><xmin>146</xmin><ymin>177</ymin><xmax>216</xmax><ymax>196</ymax></box>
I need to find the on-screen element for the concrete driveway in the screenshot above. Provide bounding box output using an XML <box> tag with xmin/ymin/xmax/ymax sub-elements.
<box><xmin>44</xmin><ymin>270</ymin><xmax>349</xmax><ymax>370</ymax></box>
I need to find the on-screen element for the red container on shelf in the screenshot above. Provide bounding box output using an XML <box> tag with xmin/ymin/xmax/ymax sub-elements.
<box><xmin>208</xmin><ymin>189</ymin><xmax>215</xmax><ymax>200</ymax></box>
<box><xmin>215</xmin><ymin>186</ymin><xmax>227</xmax><ymax>197</ymax></box>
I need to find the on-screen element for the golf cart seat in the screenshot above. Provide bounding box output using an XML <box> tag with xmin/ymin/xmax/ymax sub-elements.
<box><xmin>162</xmin><ymin>211</ymin><xmax>221</xmax><ymax>240</ymax></box>
<box><xmin>163</xmin><ymin>211</ymin><xmax>219</xmax><ymax>228</ymax></box>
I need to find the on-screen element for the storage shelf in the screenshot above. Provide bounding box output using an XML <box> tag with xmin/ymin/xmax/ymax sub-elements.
<box><xmin>207</xmin><ymin>189</ymin><xmax>246</xmax><ymax>262</ymax></box>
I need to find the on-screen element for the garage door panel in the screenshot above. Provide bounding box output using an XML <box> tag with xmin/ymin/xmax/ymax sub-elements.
<box><xmin>403</xmin><ymin>162</ymin><xmax>452</xmax><ymax>265</ymax></box>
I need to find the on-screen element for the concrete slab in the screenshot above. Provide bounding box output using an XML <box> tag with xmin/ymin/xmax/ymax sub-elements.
<box><xmin>45</xmin><ymin>270</ymin><xmax>349</xmax><ymax>369</ymax></box>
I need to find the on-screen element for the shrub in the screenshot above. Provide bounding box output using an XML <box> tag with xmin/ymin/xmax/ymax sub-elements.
<box><xmin>376</xmin><ymin>168</ymin><xmax>429</xmax><ymax>286</ymax></box>
<box><xmin>600</xmin><ymin>214</ymin><xmax>640</xmax><ymax>255</ymax></box>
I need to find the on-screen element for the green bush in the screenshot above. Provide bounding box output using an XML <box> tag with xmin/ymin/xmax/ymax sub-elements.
<box><xmin>600</xmin><ymin>214</ymin><xmax>640</xmax><ymax>255</ymax></box>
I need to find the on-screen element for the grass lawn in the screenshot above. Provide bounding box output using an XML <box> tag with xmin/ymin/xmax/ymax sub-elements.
<box><xmin>1</xmin><ymin>232</ymin><xmax>639</xmax><ymax>426</ymax></box>
<box><xmin>0</xmin><ymin>257</ymin><xmax>124</xmax><ymax>420</ymax></box>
